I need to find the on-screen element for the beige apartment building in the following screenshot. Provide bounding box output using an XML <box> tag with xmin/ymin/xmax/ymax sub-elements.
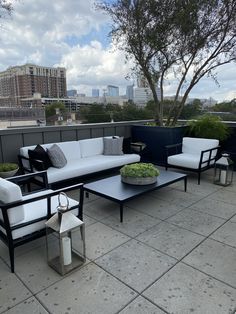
<box><xmin>0</xmin><ymin>64</ymin><xmax>67</xmax><ymax>107</ymax></box>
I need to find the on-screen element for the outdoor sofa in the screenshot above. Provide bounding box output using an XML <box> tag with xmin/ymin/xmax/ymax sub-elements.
<box><xmin>18</xmin><ymin>137</ymin><xmax>140</xmax><ymax>187</ymax></box>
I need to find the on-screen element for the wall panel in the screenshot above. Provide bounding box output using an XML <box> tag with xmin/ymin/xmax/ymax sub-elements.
<box><xmin>0</xmin><ymin>120</ymin><xmax>149</xmax><ymax>164</ymax></box>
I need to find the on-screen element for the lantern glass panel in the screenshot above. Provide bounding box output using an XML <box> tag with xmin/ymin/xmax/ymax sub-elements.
<box><xmin>46</xmin><ymin>227</ymin><xmax>63</xmax><ymax>274</ymax></box>
<box><xmin>46</xmin><ymin>221</ymin><xmax>86</xmax><ymax>275</ymax></box>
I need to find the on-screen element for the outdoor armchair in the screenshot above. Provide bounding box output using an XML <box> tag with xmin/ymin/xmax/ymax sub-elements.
<box><xmin>0</xmin><ymin>171</ymin><xmax>83</xmax><ymax>272</ymax></box>
<box><xmin>165</xmin><ymin>137</ymin><xmax>220</xmax><ymax>184</ymax></box>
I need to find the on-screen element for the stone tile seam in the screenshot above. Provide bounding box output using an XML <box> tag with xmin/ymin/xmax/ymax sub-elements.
<box><xmin>115</xmin><ymin>294</ymin><xmax>170</xmax><ymax>314</ymax></box>
<box><xmin>182</xmin><ymin>260</ymin><xmax>236</xmax><ymax>291</ymax></box>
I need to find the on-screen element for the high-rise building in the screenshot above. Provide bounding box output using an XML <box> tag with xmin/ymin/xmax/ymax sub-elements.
<box><xmin>67</xmin><ymin>89</ymin><xmax>77</xmax><ymax>97</ymax></box>
<box><xmin>0</xmin><ymin>64</ymin><xmax>67</xmax><ymax>106</ymax></box>
<box><xmin>92</xmin><ymin>88</ymin><xmax>99</xmax><ymax>97</ymax></box>
<box><xmin>134</xmin><ymin>87</ymin><xmax>153</xmax><ymax>106</ymax></box>
<box><xmin>107</xmin><ymin>85</ymin><xmax>119</xmax><ymax>97</ymax></box>
<box><xmin>126</xmin><ymin>85</ymin><xmax>134</xmax><ymax>101</ymax></box>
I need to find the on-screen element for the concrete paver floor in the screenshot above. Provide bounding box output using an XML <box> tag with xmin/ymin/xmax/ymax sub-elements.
<box><xmin>0</xmin><ymin>169</ymin><xmax>236</xmax><ymax>314</ymax></box>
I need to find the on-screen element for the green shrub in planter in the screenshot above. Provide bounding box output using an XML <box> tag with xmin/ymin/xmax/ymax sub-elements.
<box><xmin>120</xmin><ymin>163</ymin><xmax>159</xmax><ymax>178</ymax></box>
<box><xmin>188</xmin><ymin>115</ymin><xmax>230</xmax><ymax>141</ymax></box>
<box><xmin>0</xmin><ymin>163</ymin><xmax>19</xmax><ymax>178</ymax></box>
<box><xmin>0</xmin><ymin>163</ymin><xmax>18</xmax><ymax>172</ymax></box>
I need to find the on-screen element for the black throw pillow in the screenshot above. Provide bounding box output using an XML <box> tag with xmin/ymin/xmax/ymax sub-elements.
<box><xmin>28</xmin><ymin>144</ymin><xmax>52</xmax><ymax>171</ymax></box>
<box><xmin>123</xmin><ymin>137</ymin><xmax>131</xmax><ymax>154</ymax></box>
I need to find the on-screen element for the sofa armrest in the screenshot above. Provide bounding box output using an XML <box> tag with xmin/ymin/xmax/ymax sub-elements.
<box><xmin>18</xmin><ymin>154</ymin><xmax>47</xmax><ymax>174</ymax></box>
<box><xmin>18</xmin><ymin>154</ymin><xmax>33</xmax><ymax>173</ymax></box>
<box><xmin>199</xmin><ymin>146</ymin><xmax>220</xmax><ymax>168</ymax></box>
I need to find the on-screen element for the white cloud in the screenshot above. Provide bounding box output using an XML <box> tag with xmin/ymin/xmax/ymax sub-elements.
<box><xmin>0</xmin><ymin>0</ymin><xmax>109</xmax><ymax>69</ymax></box>
<box><xmin>58</xmin><ymin>40</ymin><xmax>133</xmax><ymax>95</ymax></box>
<box><xmin>0</xmin><ymin>0</ymin><xmax>235</xmax><ymax>101</ymax></box>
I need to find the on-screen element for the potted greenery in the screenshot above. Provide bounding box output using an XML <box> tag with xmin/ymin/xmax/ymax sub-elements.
<box><xmin>188</xmin><ymin>115</ymin><xmax>230</xmax><ymax>142</ymax></box>
<box><xmin>120</xmin><ymin>163</ymin><xmax>160</xmax><ymax>185</ymax></box>
<box><xmin>0</xmin><ymin>163</ymin><xmax>19</xmax><ymax>178</ymax></box>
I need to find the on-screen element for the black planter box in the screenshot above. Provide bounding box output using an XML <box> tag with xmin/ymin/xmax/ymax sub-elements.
<box><xmin>131</xmin><ymin>125</ymin><xmax>188</xmax><ymax>166</ymax></box>
<box><xmin>221</xmin><ymin>126</ymin><xmax>236</xmax><ymax>170</ymax></box>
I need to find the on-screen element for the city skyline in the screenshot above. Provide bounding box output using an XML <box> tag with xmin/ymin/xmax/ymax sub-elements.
<box><xmin>0</xmin><ymin>1</ymin><xmax>235</xmax><ymax>102</ymax></box>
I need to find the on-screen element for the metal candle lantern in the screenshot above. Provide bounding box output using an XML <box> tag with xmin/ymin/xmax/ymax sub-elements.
<box><xmin>45</xmin><ymin>192</ymin><xmax>86</xmax><ymax>275</ymax></box>
<box><xmin>214</xmin><ymin>153</ymin><xmax>234</xmax><ymax>186</ymax></box>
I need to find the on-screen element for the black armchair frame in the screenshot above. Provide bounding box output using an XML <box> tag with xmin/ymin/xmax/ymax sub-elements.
<box><xmin>0</xmin><ymin>171</ymin><xmax>84</xmax><ymax>273</ymax></box>
<box><xmin>165</xmin><ymin>143</ymin><xmax>220</xmax><ymax>184</ymax></box>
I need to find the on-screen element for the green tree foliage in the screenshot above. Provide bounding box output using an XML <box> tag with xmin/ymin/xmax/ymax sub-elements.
<box><xmin>80</xmin><ymin>104</ymin><xmax>111</xmax><ymax>123</ymax></box>
<box><xmin>99</xmin><ymin>0</ymin><xmax>236</xmax><ymax>126</ymax></box>
<box><xmin>212</xmin><ymin>99</ymin><xmax>236</xmax><ymax>113</ymax></box>
<box><xmin>45</xmin><ymin>102</ymin><xmax>67</xmax><ymax>121</ymax></box>
<box><xmin>188</xmin><ymin>115</ymin><xmax>230</xmax><ymax>141</ymax></box>
<box><xmin>180</xmin><ymin>99</ymin><xmax>202</xmax><ymax>119</ymax></box>
<box><xmin>80</xmin><ymin>103</ymin><xmax>152</xmax><ymax>123</ymax></box>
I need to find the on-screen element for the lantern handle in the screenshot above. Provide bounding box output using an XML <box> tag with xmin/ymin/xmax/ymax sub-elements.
<box><xmin>58</xmin><ymin>192</ymin><xmax>69</xmax><ymax>211</ymax></box>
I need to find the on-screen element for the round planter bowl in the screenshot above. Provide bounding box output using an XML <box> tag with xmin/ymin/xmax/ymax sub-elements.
<box><xmin>0</xmin><ymin>168</ymin><xmax>19</xmax><ymax>178</ymax></box>
<box><xmin>121</xmin><ymin>175</ymin><xmax>157</xmax><ymax>185</ymax></box>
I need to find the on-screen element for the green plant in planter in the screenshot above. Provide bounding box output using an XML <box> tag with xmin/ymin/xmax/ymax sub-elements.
<box><xmin>0</xmin><ymin>163</ymin><xmax>18</xmax><ymax>172</ymax></box>
<box><xmin>188</xmin><ymin>115</ymin><xmax>230</xmax><ymax>141</ymax></box>
<box><xmin>120</xmin><ymin>163</ymin><xmax>159</xmax><ymax>178</ymax></box>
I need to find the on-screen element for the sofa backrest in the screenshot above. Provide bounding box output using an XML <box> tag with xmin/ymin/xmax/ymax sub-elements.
<box><xmin>0</xmin><ymin>178</ymin><xmax>25</xmax><ymax>225</ymax></box>
<box><xmin>182</xmin><ymin>137</ymin><xmax>219</xmax><ymax>157</ymax></box>
<box><xmin>54</xmin><ymin>141</ymin><xmax>81</xmax><ymax>161</ymax></box>
<box><xmin>20</xmin><ymin>141</ymin><xmax>81</xmax><ymax>168</ymax></box>
<box><xmin>79</xmin><ymin>137</ymin><xmax>104</xmax><ymax>158</ymax></box>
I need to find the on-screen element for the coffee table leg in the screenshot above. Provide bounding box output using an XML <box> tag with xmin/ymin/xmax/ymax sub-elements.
<box><xmin>184</xmin><ymin>177</ymin><xmax>187</xmax><ymax>192</ymax></box>
<box><xmin>120</xmin><ymin>203</ymin><xmax>123</xmax><ymax>223</ymax></box>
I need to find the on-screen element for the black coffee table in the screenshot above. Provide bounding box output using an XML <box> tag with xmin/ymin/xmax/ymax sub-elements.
<box><xmin>83</xmin><ymin>170</ymin><xmax>187</xmax><ymax>222</ymax></box>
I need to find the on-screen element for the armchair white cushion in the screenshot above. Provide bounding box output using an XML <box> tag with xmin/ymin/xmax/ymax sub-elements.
<box><xmin>0</xmin><ymin>178</ymin><xmax>25</xmax><ymax>225</ymax></box>
<box><xmin>182</xmin><ymin>137</ymin><xmax>219</xmax><ymax>159</ymax></box>
<box><xmin>11</xmin><ymin>190</ymin><xmax>79</xmax><ymax>240</ymax></box>
<box><xmin>168</xmin><ymin>153</ymin><xmax>206</xmax><ymax>169</ymax></box>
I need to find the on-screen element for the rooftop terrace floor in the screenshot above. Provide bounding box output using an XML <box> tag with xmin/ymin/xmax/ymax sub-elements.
<box><xmin>0</xmin><ymin>168</ymin><xmax>236</xmax><ymax>314</ymax></box>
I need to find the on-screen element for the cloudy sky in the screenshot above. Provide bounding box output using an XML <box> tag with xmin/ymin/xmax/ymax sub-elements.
<box><xmin>0</xmin><ymin>0</ymin><xmax>235</xmax><ymax>101</ymax></box>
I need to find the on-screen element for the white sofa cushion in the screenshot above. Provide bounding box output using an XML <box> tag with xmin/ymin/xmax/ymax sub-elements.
<box><xmin>46</xmin><ymin>153</ymin><xmax>140</xmax><ymax>184</ymax></box>
<box><xmin>182</xmin><ymin>137</ymin><xmax>219</xmax><ymax>157</ymax></box>
<box><xmin>54</xmin><ymin>141</ymin><xmax>81</xmax><ymax>161</ymax></box>
<box><xmin>9</xmin><ymin>190</ymin><xmax>79</xmax><ymax>239</ymax></box>
<box><xmin>0</xmin><ymin>178</ymin><xmax>25</xmax><ymax>225</ymax></box>
<box><xmin>79</xmin><ymin>138</ymin><xmax>104</xmax><ymax>158</ymax></box>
